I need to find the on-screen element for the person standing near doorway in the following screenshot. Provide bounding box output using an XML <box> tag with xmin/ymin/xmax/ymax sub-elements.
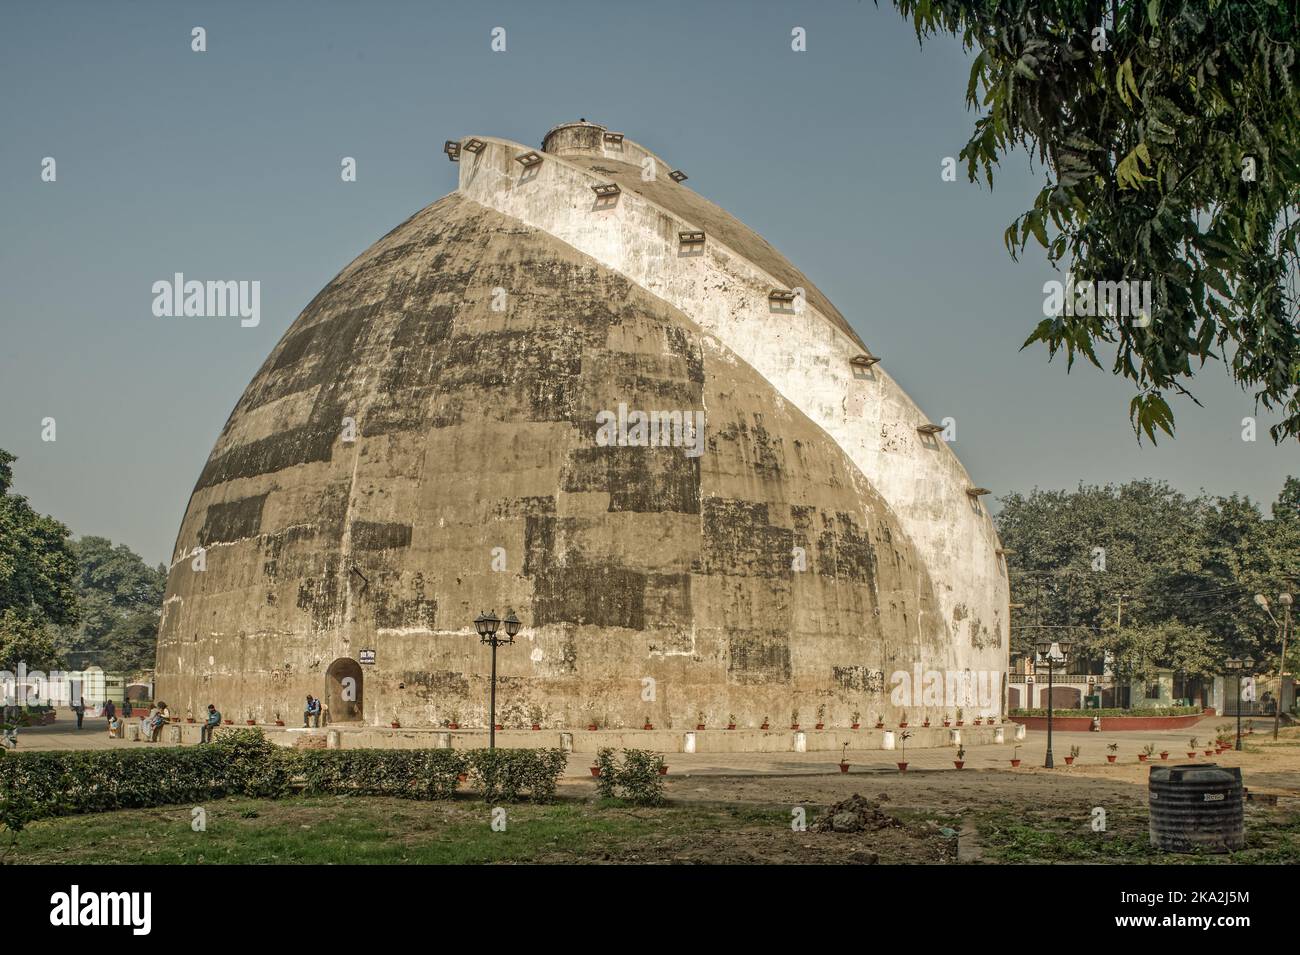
<box><xmin>73</xmin><ymin>697</ymin><xmax>85</xmax><ymax>730</ymax></box>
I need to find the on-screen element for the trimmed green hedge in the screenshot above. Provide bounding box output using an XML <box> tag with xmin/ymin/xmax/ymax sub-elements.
<box><xmin>0</xmin><ymin>729</ymin><xmax>570</xmax><ymax>826</ymax></box>
<box><xmin>1010</xmin><ymin>706</ymin><xmax>1203</xmax><ymax>718</ymax></box>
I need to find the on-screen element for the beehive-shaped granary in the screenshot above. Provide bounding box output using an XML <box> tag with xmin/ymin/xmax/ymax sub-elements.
<box><xmin>155</xmin><ymin>121</ymin><xmax>1009</xmax><ymax>731</ymax></box>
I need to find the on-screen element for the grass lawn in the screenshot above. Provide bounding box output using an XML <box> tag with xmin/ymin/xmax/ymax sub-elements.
<box><xmin>10</xmin><ymin>791</ymin><xmax>1298</xmax><ymax>864</ymax></box>
<box><xmin>975</xmin><ymin>804</ymin><xmax>1300</xmax><ymax>864</ymax></box>
<box><xmin>8</xmin><ymin>796</ymin><xmax>798</xmax><ymax>865</ymax></box>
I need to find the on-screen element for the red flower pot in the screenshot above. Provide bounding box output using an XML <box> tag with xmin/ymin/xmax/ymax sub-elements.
<box><xmin>275</xmin><ymin>720</ymin><xmax>285</xmax><ymax>726</ymax></box>
<box><xmin>875</xmin><ymin>723</ymin><xmax>885</xmax><ymax>729</ymax></box>
<box><xmin>643</xmin><ymin>723</ymin><xmax>654</xmax><ymax>730</ymax></box>
<box><xmin>760</xmin><ymin>723</ymin><xmax>769</xmax><ymax>730</ymax></box>
<box><xmin>897</xmin><ymin>762</ymin><xmax>908</xmax><ymax>772</ymax></box>
<box><xmin>495</xmin><ymin>724</ymin><xmax>503</xmax><ymax>731</ymax></box>
<box><xmin>1187</xmin><ymin>752</ymin><xmax>1197</xmax><ymax>758</ymax></box>
<box><xmin>185</xmin><ymin>718</ymin><xmax>195</xmax><ymax>724</ymax></box>
<box><xmin>391</xmin><ymin>722</ymin><xmax>400</xmax><ymax>728</ymax></box>
<box><xmin>531</xmin><ymin>723</ymin><xmax>541</xmax><ymax>731</ymax></box>
<box><xmin>245</xmin><ymin>720</ymin><xmax>255</xmax><ymax>726</ymax></box>
<box><xmin>727</xmin><ymin>724</ymin><xmax>736</xmax><ymax>730</ymax></box>
<box><xmin>899</xmin><ymin>722</ymin><xmax>909</xmax><ymax>728</ymax></box>
<box><xmin>588</xmin><ymin>723</ymin><xmax>598</xmax><ymax>731</ymax></box>
<box><xmin>851</xmin><ymin>723</ymin><xmax>860</xmax><ymax>730</ymax></box>
<box><xmin>589</xmin><ymin>766</ymin><xmax>601</xmax><ymax>777</ymax></box>
<box><xmin>1204</xmin><ymin>750</ymin><xmax>1214</xmax><ymax>756</ymax></box>
<box><xmin>223</xmin><ymin>719</ymin><xmax>232</xmax><ymax>725</ymax></box>
<box><xmin>943</xmin><ymin>721</ymin><xmax>951</xmax><ymax>727</ymax></box>
<box><xmin>956</xmin><ymin>721</ymin><xmax>964</xmax><ymax>727</ymax></box>
<box><xmin>448</xmin><ymin>723</ymin><xmax>460</xmax><ymax>730</ymax></box>
<box><xmin>1160</xmin><ymin>752</ymin><xmax>1169</xmax><ymax>759</ymax></box>
<box><xmin>815</xmin><ymin>723</ymin><xmax>825</xmax><ymax>730</ymax></box>
<box><xmin>922</xmin><ymin>721</ymin><xmax>931</xmax><ymax>727</ymax></box>
<box><xmin>696</xmin><ymin>724</ymin><xmax>706</xmax><ymax>730</ymax></box>
<box><xmin>953</xmin><ymin>761</ymin><xmax>965</xmax><ymax>769</ymax></box>
<box><xmin>1010</xmin><ymin>759</ymin><xmax>1021</xmax><ymax>767</ymax></box>
<box><xmin>658</xmin><ymin>765</ymin><xmax>668</xmax><ymax>775</ymax></box>
<box><xmin>1064</xmin><ymin>756</ymin><xmax>1075</xmax><ymax>765</ymax></box>
<box><xmin>1106</xmin><ymin>755</ymin><xmax>1117</xmax><ymax>762</ymax></box>
<box><xmin>790</xmin><ymin>724</ymin><xmax>799</xmax><ymax>730</ymax></box>
<box><xmin>838</xmin><ymin>762</ymin><xmax>850</xmax><ymax>774</ymax></box>
<box><xmin>973</xmin><ymin>719</ymin><xmax>982</xmax><ymax>726</ymax></box>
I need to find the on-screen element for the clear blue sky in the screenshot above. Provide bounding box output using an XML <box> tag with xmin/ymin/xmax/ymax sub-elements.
<box><xmin>2</xmin><ymin>0</ymin><xmax>1294</xmax><ymax>567</ymax></box>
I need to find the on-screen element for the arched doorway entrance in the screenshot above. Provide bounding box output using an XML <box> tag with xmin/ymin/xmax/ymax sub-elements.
<box><xmin>325</xmin><ymin>657</ymin><xmax>363</xmax><ymax>723</ymax></box>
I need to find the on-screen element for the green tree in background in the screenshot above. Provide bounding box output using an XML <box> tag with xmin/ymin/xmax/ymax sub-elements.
<box><xmin>0</xmin><ymin>450</ymin><xmax>79</xmax><ymax>669</ymax></box>
<box><xmin>890</xmin><ymin>0</ymin><xmax>1300</xmax><ymax>442</ymax></box>
<box><xmin>61</xmin><ymin>536</ymin><xmax>166</xmax><ymax>673</ymax></box>
<box><xmin>997</xmin><ymin>476</ymin><xmax>1297</xmax><ymax>684</ymax></box>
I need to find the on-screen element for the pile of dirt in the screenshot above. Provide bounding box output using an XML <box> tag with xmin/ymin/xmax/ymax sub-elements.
<box><xmin>812</xmin><ymin>793</ymin><xmax>901</xmax><ymax>834</ymax></box>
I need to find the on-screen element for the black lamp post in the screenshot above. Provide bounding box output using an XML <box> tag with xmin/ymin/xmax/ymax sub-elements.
<box><xmin>474</xmin><ymin>609</ymin><xmax>521</xmax><ymax>750</ymax></box>
<box><xmin>1036</xmin><ymin>636</ymin><xmax>1073</xmax><ymax>768</ymax></box>
<box><xmin>1225</xmin><ymin>655</ymin><xmax>1255</xmax><ymax>751</ymax></box>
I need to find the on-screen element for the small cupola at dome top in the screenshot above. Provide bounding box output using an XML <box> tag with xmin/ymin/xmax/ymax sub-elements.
<box><xmin>542</xmin><ymin>119</ymin><xmax>610</xmax><ymax>158</ymax></box>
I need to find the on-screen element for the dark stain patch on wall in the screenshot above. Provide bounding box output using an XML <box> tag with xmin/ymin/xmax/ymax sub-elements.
<box><xmin>350</xmin><ymin>521</ymin><xmax>413</xmax><ymax>551</ymax></box>
<box><xmin>727</xmin><ymin>631</ymin><xmax>793</xmax><ymax>685</ymax></box>
<box><xmin>199</xmin><ymin>493</ymin><xmax>269</xmax><ymax>546</ymax></box>
<box><xmin>814</xmin><ymin>513</ymin><xmax>879</xmax><ymax>585</ymax></box>
<box><xmin>532</xmin><ymin>564</ymin><xmax>647</xmax><ymax>629</ymax></box>
<box><xmin>832</xmin><ymin>665</ymin><xmax>885</xmax><ymax>694</ymax></box>
<box><xmin>698</xmin><ymin>499</ymin><xmax>793</xmax><ymax>577</ymax></box>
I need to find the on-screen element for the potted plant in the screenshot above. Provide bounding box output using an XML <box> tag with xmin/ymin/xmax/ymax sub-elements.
<box><xmin>1065</xmin><ymin>744</ymin><xmax>1079</xmax><ymax>766</ymax></box>
<box><xmin>529</xmin><ymin>704</ymin><xmax>543</xmax><ymax>731</ymax></box>
<box><xmin>973</xmin><ymin>715</ymin><xmax>983</xmax><ymax>726</ymax></box>
<box><xmin>897</xmin><ymin>730</ymin><xmax>912</xmax><ymax>771</ymax></box>
<box><xmin>760</xmin><ymin>715</ymin><xmax>770</xmax><ymax>730</ymax></box>
<box><xmin>953</xmin><ymin>745</ymin><xmax>966</xmax><ymax>770</ymax></box>
<box><xmin>898</xmin><ymin>709</ymin><xmax>909</xmax><ymax>728</ymax></box>
<box><xmin>1106</xmin><ymin>742</ymin><xmax>1118</xmax><ymax>763</ymax></box>
<box><xmin>447</xmin><ymin>709</ymin><xmax>461</xmax><ymax>730</ymax></box>
<box><xmin>727</xmin><ymin>713</ymin><xmax>737</xmax><ymax>730</ymax></box>
<box><xmin>838</xmin><ymin>742</ymin><xmax>851</xmax><ymax>774</ymax></box>
<box><xmin>185</xmin><ymin>708</ymin><xmax>196</xmax><ymax>724</ymax></box>
<box><xmin>658</xmin><ymin>758</ymin><xmax>669</xmax><ymax>776</ymax></box>
<box><xmin>245</xmin><ymin>709</ymin><xmax>256</xmax><ymax>726</ymax></box>
<box><xmin>590</xmin><ymin>760</ymin><xmax>601</xmax><ymax>777</ymax></box>
<box><xmin>942</xmin><ymin>713</ymin><xmax>952</xmax><ymax>728</ymax></box>
<box><xmin>790</xmin><ymin>708</ymin><xmax>800</xmax><ymax>730</ymax></box>
<box><xmin>696</xmin><ymin>711</ymin><xmax>706</xmax><ymax>731</ymax></box>
<box><xmin>274</xmin><ymin>710</ymin><xmax>285</xmax><ymax>727</ymax></box>
<box><xmin>815</xmin><ymin>704</ymin><xmax>826</xmax><ymax>730</ymax></box>
<box><xmin>851</xmin><ymin>710</ymin><xmax>861</xmax><ymax>730</ymax></box>
<box><xmin>1009</xmin><ymin>745</ymin><xmax>1021</xmax><ymax>768</ymax></box>
<box><xmin>874</xmin><ymin>714</ymin><xmax>885</xmax><ymax>729</ymax></box>
<box><xmin>1188</xmin><ymin>737</ymin><xmax>1199</xmax><ymax>758</ymax></box>
<box><xmin>391</xmin><ymin>713</ymin><xmax>401</xmax><ymax>729</ymax></box>
<box><xmin>922</xmin><ymin>716</ymin><xmax>931</xmax><ymax>727</ymax></box>
<box><xmin>223</xmin><ymin>718</ymin><xmax>233</xmax><ymax>725</ymax></box>
<box><xmin>643</xmin><ymin>715</ymin><xmax>654</xmax><ymax>730</ymax></box>
<box><xmin>955</xmin><ymin>708</ymin><xmax>965</xmax><ymax>727</ymax></box>
<box><xmin>1139</xmin><ymin>743</ymin><xmax>1154</xmax><ymax>762</ymax></box>
<box><xmin>1160</xmin><ymin>748</ymin><xmax>1170</xmax><ymax>759</ymax></box>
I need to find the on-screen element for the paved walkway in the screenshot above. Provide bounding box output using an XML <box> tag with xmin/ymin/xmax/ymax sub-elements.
<box><xmin>11</xmin><ymin>713</ymin><xmax>1271</xmax><ymax>775</ymax></box>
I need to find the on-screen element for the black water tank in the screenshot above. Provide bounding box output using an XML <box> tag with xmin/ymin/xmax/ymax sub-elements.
<box><xmin>1149</xmin><ymin>763</ymin><xmax>1244</xmax><ymax>853</ymax></box>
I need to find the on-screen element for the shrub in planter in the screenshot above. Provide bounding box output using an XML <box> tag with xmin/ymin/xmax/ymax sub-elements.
<box><xmin>600</xmin><ymin>748</ymin><xmax>667</xmax><ymax>806</ymax></box>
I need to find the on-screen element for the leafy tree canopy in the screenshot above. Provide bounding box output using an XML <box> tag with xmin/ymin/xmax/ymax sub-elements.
<box><xmin>996</xmin><ymin>476</ymin><xmax>1296</xmax><ymax>677</ymax></box>
<box><xmin>891</xmin><ymin>0</ymin><xmax>1300</xmax><ymax>442</ymax></box>
<box><xmin>0</xmin><ymin>449</ymin><xmax>79</xmax><ymax>670</ymax></box>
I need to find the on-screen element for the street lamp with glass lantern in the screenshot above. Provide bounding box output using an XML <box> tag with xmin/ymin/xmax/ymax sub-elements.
<box><xmin>1225</xmin><ymin>656</ymin><xmax>1256</xmax><ymax>751</ymax></box>
<box><xmin>1255</xmin><ymin>593</ymin><xmax>1293</xmax><ymax>740</ymax></box>
<box><xmin>474</xmin><ymin>609</ymin><xmax>521</xmax><ymax>750</ymax></box>
<box><xmin>1035</xmin><ymin>635</ymin><xmax>1072</xmax><ymax>768</ymax></box>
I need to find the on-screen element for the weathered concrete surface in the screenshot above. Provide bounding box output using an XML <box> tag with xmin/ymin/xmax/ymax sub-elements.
<box><xmin>460</xmin><ymin>122</ymin><xmax>1009</xmax><ymax>704</ymax></box>
<box><xmin>156</xmin><ymin>121</ymin><xmax>1008</xmax><ymax>736</ymax></box>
